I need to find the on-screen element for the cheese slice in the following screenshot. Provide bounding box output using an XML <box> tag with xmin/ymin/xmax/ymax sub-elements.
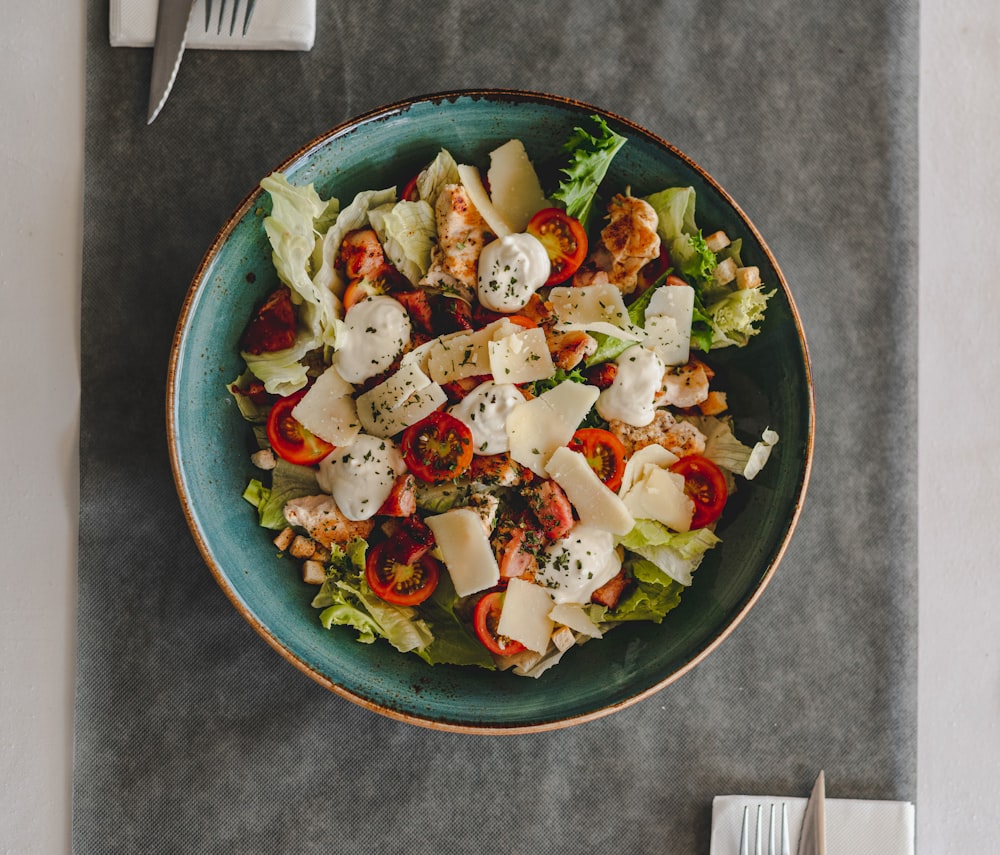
<box><xmin>549</xmin><ymin>284</ymin><xmax>643</xmax><ymax>340</ymax></box>
<box><xmin>548</xmin><ymin>603</ymin><xmax>603</xmax><ymax>638</ymax></box>
<box><xmin>621</xmin><ymin>466</ymin><xmax>694</xmax><ymax>532</ymax></box>
<box><xmin>290</xmin><ymin>365</ymin><xmax>361</xmax><ymax>446</ymax></box>
<box><xmin>645</xmin><ymin>284</ymin><xmax>694</xmax><ymax>365</ymax></box>
<box><xmin>618</xmin><ymin>444</ymin><xmax>679</xmax><ymax>497</ymax></box>
<box><xmin>457</xmin><ymin>163</ymin><xmax>513</xmax><ymax>238</ymax></box>
<box><xmin>355</xmin><ymin>362</ymin><xmax>448</xmax><ymax>438</ymax></box>
<box><xmin>425</xmin><ymin>319</ymin><xmax>516</xmax><ymax>384</ymax></box>
<box><xmin>486</xmin><ymin>139</ymin><xmax>549</xmax><ymax>233</ymax></box>
<box><xmin>544</xmin><ymin>446</ymin><xmax>634</xmax><ymax>535</ymax></box>
<box><xmin>424</xmin><ymin>508</ymin><xmax>501</xmax><ymax>597</ymax></box>
<box><xmin>506</xmin><ymin>379</ymin><xmax>600</xmax><ymax>476</ymax></box>
<box><xmin>497</xmin><ymin>577</ymin><xmax>555</xmax><ymax>653</ymax></box>
<box><xmin>488</xmin><ymin>326</ymin><xmax>554</xmax><ymax>384</ymax></box>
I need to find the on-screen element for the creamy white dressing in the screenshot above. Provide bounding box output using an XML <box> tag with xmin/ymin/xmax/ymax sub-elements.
<box><xmin>535</xmin><ymin>524</ymin><xmax>622</xmax><ymax>605</ymax></box>
<box><xmin>316</xmin><ymin>434</ymin><xmax>405</xmax><ymax>521</ymax></box>
<box><xmin>476</xmin><ymin>233</ymin><xmax>551</xmax><ymax>312</ymax></box>
<box><xmin>449</xmin><ymin>380</ymin><xmax>526</xmax><ymax>455</ymax></box>
<box><xmin>335</xmin><ymin>295</ymin><xmax>411</xmax><ymax>384</ymax></box>
<box><xmin>596</xmin><ymin>345</ymin><xmax>665</xmax><ymax>427</ymax></box>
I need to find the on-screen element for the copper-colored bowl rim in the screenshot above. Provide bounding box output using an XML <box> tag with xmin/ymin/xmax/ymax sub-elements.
<box><xmin>166</xmin><ymin>88</ymin><xmax>816</xmax><ymax>734</ymax></box>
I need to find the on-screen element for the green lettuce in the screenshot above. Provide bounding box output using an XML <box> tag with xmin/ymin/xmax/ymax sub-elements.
<box><xmin>414</xmin><ymin>573</ymin><xmax>495</xmax><ymax>668</ymax></box>
<box><xmin>609</xmin><ymin>558</ymin><xmax>685</xmax><ymax>623</ymax></box>
<box><xmin>312</xmin><ymin>539</ymin><xmax>434</xmax><ymax>654</ymax></box>
<box><xmin>415</xmin><ymin>148</ymin><xmax>461</xmax><ymax>207</ymax></box>
<box><xmin>682</xmin><ymin>415</ymin><xmax>779</xmax><ymax>480</ymax></box>
<box><xmin>551</xmin><ymin>115</ymin><xmax>627</xmax><ymax>231</ymax></box>
<box><xmin>645</xmin><ymin>186</ymin><xmax>697</xmax><ymax>243</ymax></box>
<box><xmin>242</xmin><ymin>458</ymin><xmax>319</xmax><ymax>530</ymax></box>
<box><xmin>705</xmin><ymin>286</ymin><xmax>774</xmax><ymax>348</ymax></box>
<box><xmin>368</xmin><ymin>199</ymin><xmax>437</xmax><ymax>285</ymax></box>
<box><xmin>618</xmin><ymin>519</ymin><xmax>721</xmax><ymax>586</ymax></box>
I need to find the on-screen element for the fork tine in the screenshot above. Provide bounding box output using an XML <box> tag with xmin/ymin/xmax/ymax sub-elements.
<box><xmin>216</xmin><ymin>0</ymin><xmax>227</xmax><ymax>34</ymax></box>
<box><xmin>242</xmin><ymin>0</ymin><xmax>257</xmax><ymax>35</ymax></box>
<box><xmin>754</xmin><ymin>805</ymin><xmax>763</xmax><ymax>855</ymax></box>
<box><xmin>739</xmin><ymin>806</ymin><xmax>750</xmax><ymax>855</ymax></box>
<box><xmin>229</xmin><ymin>0</ymin><xmax>239</xmax><ymax>36</ymax></box>
<box><xmin>780</xmin><ymin>803</ymin><xmax>791</xmax><ymax>855</ymax></box>
<box><xmin>204</xmin><ymin>0</ymin><xmax>212</xmax><ymax>31</ymax></box>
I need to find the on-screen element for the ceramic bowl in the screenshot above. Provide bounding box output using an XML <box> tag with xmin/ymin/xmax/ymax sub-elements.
<box><xmin>167</xmin><ymin>90</ymin><xmax>814</xmax><ymax>733</ymax></box>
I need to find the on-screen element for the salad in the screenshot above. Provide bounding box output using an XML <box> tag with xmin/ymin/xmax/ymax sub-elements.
<box><xmin>231</xmin><ymin>116</ymin><xmax>778</xmax><ymax>677</ymax></box>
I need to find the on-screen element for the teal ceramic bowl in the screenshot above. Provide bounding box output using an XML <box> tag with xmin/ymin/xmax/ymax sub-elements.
<box><xmin>167</xmin><ymin>90</ymin><xmax>814</xmax><ymax>733</ymax></box>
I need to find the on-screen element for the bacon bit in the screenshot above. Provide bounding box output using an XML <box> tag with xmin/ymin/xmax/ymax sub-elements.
<box><xmin>377</xmin><ymin>473</ymin><xmax>418</xmax><ymax>518</ymax></box>
<box><xmin>430</xmin><ymin>294</ymin><xmax>474</xmax><ymax>333</ymax></box>
<box><xmin>394</xmin><ymin>289</ymin><xmax>435</xmax><ymax>335</ymax></box>
<box><xmin>590</xmin><ymin>568</ymin><xmax>630</xmax><ymax>609</ymax></box>
<box><xmin>383</xmin><ymin>513</ymin><xmax>435</xmax><ymax>565</ymax></box>
<box><xmin>524</xmin><ymin>480</ymin><xmax>575</xmax><ymax>541</ymax></box>
<box><xmin>495</xmin><ymin>523</ymin><xmax>540</xmax><ymax>580</ymax></box>
<box><xmin>466</xmin><ymin>453</ymin><xmax>533</xmax><ymax>487</ymax></box>
<box><xmin>585</xmin><ymin>362</ymin><xmax>618</xmax><ymax>390</ymax></box>
<box><xmin>240</xmin><ymin>286</ymin><xmax>297</xmax><ymax>355</ymax></box>
<box><xmin>340</xmin><ymin>228</ymin><xmax>392</xmax><ymax>280</ymax></box>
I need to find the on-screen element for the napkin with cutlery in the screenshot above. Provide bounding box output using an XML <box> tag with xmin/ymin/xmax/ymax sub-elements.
<box><xmin>710</xmin><ymin>794</ymin><xmax>915</xmax><ymax>855</ymax></box>
<box><xmin>110</xmin><ymin>0</ymin><xmax>315</xmax><ymax>50</ymax></box>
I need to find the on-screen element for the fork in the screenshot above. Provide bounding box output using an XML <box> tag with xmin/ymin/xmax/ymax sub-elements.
<box><xmin>739</xmin><ymin>803</ymin><xmax>790</xmax><ymax>855</ymax></box>
<box><xmin>204</xmin><ymin>0</ymin><xmax>257</xmax><ymax>37</ymax></box>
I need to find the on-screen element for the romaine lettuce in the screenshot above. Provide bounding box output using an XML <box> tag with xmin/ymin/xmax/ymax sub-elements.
<box><xmin>618</xmin><ymin>519</ymin><xmax>720</xmax><ymax>586</ymax></box>
<box><xmin>368</xmin><ymin>199</ymin><xmax>436</xmax><ymax>285</ymax></box>
<box><xmin>242</xmin><ymin>458</ymin><xmax>319</xmax><ymax>530</ymax></box>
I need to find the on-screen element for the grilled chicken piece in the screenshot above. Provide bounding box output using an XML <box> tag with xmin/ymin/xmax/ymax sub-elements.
<box><xmin>609</xmin><ymin>410</ymin><xmax>707</xmax><ymax>459</ymax></box>
<box><xmin>421</xmin><ymin>183</ymin><xmax>492</xmax><ymax>295</ymax></box>
<box><xmin>600</xmin><ymin>194</ymin><xmax>661</xmax><ymax>295</ymax></box>
<box><xmin>282</xmin><ymin>495</ymin><xmax>375</xmax><ymax>548</ymax></box>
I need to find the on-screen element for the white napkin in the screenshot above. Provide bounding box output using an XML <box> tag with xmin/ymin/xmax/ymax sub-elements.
<box><xmin>710</xmin><ymin>794</ymin><xmax>915</xmax><ymax>855</ymax></box>
<box><xmin>110</xmin><ymin>0</ymin><xmax>315</xmax><ymax>51</ymax></box>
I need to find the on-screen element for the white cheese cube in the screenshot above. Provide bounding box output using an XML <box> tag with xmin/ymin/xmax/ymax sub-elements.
<box><xmin>544</xmin><ymin>446</ymin><xmax>634</xmax><ymax>536</ymax></box>
<box><xmin>424</xmin><ymin>508</ymin><xmax>500</xmax><ymax>597</ymax></box>
<box><xmin>488</xmin><ymin>326</ymin><xmax>554</xmax><ymax>384</ymax></box>
<box><xmin>497</xmin><ymin>577</ymin><xmax>556</xmax><ymax>654</ymax></box>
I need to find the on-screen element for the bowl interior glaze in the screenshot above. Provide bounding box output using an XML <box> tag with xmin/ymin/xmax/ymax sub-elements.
<box><xmin>168</xmin><ymin>90</ymin><xmax>814</xmax><ymax>733</ymax></box>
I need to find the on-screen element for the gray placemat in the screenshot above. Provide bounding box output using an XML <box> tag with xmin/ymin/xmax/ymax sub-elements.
<box><xmin>74</xmin><ymin>1</ymin><xmax>917</xmax><ymax>851</ymax></box>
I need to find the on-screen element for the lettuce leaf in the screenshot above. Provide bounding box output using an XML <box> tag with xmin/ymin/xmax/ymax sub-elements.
<box><xmin>608</xmin><ymin>558</ymin><xmax>685</xmax><ymax>623</ymax></box>
<box><xmin>645</xmin><ymin>186</ymin><xmax>698</xmax><ymax>243</ymax></box>
<box><xmin>551</xmin><ymin>115</ymin><xmax>627</xmax><ymax>231</ymax></box>
<box><xmin>705</xmin><ymin>286</ymin><xmax>774</xmax><ymax>348</ymax></box>
<box><xmin>618</xmin><ymin>519</ymin><xmax>720</xmax><ymax>586</ymax></box>
<box><xmin>414</xmin><ymin>573</ymin><xmax>495</xmax><ymax>668</ymax></box>
<box><xmin>415</xmin><ymin>148</ymin><xmax>461</xmax><ymax>207</ymax></box>
<box><xmin>368</xmin><ymin>199</ymin><xmax>437</xmax><ymax>285</ymax></box>
<box><xmin>312</xmin><ymin>539</ymin><xmax>434</xmax><ymax>654</ymax></box>
<box><xmin>242</xmin><ymin>458</ymin><xmax>319</xmax><ymax>530</ymax></box>
<box><xmin>680</xmin><ymin>416</ymin><xmax>779</xmax><ymax>480</ymax></box>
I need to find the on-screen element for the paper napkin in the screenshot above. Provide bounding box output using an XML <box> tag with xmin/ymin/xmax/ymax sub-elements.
<box><xmin>710</xmin><ymin>794</ymin><xmax>915</xmax><ymax>855</ymax></box>
<box><xmin>109</xmin><ymin>0</ymin><xmax>315</xmax><ymax>51</ymax></box>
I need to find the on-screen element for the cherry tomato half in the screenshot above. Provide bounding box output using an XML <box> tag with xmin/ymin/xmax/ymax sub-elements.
<box><xmin>400</xmin><ymin>411</ymin><xmax>474</xmax><ymax>483</ymax></box>
<box><xmin>669</xmin><ymin>454</ymin><xmax>728</xmax><ymax>529</ymax></box>
<box><xmin>567</xmin><ymin>428</ymin><xmax>627</xmax><ymax>492</ymax></box>
<box><xmin>399</xmin><ymin>174</ymin><xmax>420</xmax><ymax>203</ymax></box>
<box><xmin>473</xmin><ymin>590</ymin><xmax>527</xmax><ymax>656</ymax></box>
<box><xmin>365</xmin><ymin>541</ymin><xmax>439</xmax><ymax>606</ymax></box>
<box><xmin>526</xmin><ymin>207</ymin><xmax>588</xmax><ymax>286</ymax></box>
<box><xmin>265</xmin><ymin>388</ymin><xmax>335</xmax><ymax>466</ymax></box>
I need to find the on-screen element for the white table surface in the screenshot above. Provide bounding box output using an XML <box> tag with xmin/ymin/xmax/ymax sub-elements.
<box><xmin>2</xmin><ymin>3</ymin><xmax>997</xmax><ymax>851</ymax></box>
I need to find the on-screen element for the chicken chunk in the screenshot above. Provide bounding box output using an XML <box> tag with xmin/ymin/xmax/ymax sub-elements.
<box><xmin>421</xmin><ymin>183</ymin><xmax>492</xmax><ymax>295</ymax></box>
<box><xmin>659</xmin><ymin>359</ymin><xmax>711</xmax><ymax>409</ymax></box>
<box><xmin>609</xmin><ymin>410</ymin><xmax>707</xmax><ymax>459</ymax></box>
<box><xmin>282</xmin><ymin>495</ymin><xmax>375</xmax><ymax>548</ymax></box>
<box><xmin>600</xmin><ymin>194</ymin><xmax>661</xmax><ymax>295</ymax></box>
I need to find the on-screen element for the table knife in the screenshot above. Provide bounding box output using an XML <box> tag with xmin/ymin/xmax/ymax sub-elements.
<box><xmin>147</xmin><ymin>0</ymin><xmax>197</xmax><ymax>123</ymax></box>
<box><xmin>796</xmin><ymin>771</ymin><xmax>827</xmax><ymax>855</ymax></box>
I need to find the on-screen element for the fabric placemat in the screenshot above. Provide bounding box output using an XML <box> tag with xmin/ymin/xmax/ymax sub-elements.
<box><xmin>74</xmin><ymin>1</ymin><xmax>918</xmax><ymax>851</ymax></box>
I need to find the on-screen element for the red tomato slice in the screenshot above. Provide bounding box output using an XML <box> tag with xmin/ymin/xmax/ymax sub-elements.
<box><xmin>567</xmin><ymin>428</ymin><xmax>627</xmax><ymax>492</ymax></box>
<box><xmin>365</xmin><ymin>541</ymin><xmax>439</xmax><ymax>606</ymax></box>
<box><xmin>265</xmin><ymin>388</ymin><xmax>335</xmax><ymax>466</ymax></box>
<box><xmin>400</xmin><ymin>411</ymin><xmax>474</xmax><ymax>483</ymax></box>
<box><xmin>526</xmin><ymin>208</ymin><xmax>588</xmax><ymax>286</ymax></box>
<box><xmin>400</xmin><ymin>174</ymin><xmax>420</xmax><ymax>202</ymax></box>
<box><xmin>473</xmin><ymin>590</ymin><xmax>527</xmax><ymax>656</ymax></box>
<box><xmin>669</xmin><ymin>454</ymin><xmax>728</xmax><ymax>529</ymax></box>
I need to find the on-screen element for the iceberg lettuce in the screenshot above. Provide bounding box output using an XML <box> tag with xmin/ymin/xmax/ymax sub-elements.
<box><xmin>415</xmin><ymin>148</ymin><xmax>461</xmax><ymax>207</ymax></box>
<box><xmin>368</xmin><ymin>199</ymin><xmax>437</xmax><ymax>285</ymax></box>
<box><xmin>618</xmin><ymin>519</ymin><xmax>720</xmax><ymax>586</ymax></box>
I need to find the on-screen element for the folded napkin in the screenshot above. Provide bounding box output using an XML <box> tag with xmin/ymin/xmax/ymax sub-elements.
<box><xmin>710</xmin><ymin>794</ymin><xmax>914</xmax><ymax>855</ymax></box>
<box><xmin>110</xmin><ymin>0</ymin><xmax>315</xmax><ymax>51</ymax></box>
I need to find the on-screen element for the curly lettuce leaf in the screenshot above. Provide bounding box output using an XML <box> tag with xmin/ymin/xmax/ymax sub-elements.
<box><xmin>551</xmin><ymin>115</ymin><xmax>627</xmax><ymax>231</ymax></box>
<box><xmin>705</xmin><ymin>286</ymin><xmax>774</xmax><ymax>348</ymax></box>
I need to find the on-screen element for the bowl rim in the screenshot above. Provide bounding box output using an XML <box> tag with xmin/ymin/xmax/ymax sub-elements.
<box><xmin>166</xmin><ymin>88</ymin><xmax>816</xmax><ymax>734</ymax></box>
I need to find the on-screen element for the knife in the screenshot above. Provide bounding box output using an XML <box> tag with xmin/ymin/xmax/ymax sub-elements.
<box><xmin>796</xmin><ymin>771</ymin><xmax>827</xmax><ymax>855</ymax></box>
<box><xmin>147</xmin><ymin>0</ymin><xmax>197</xmax><ymax>124</ymax></box>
